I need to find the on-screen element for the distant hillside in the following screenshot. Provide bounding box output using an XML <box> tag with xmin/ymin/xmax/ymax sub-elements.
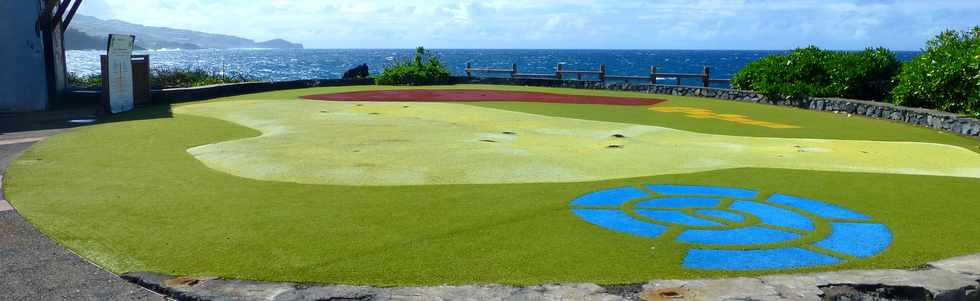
<box><xmin>66</xmin><ymin>15</ymin><xmax>303</xmax><ymax>50</ymax></box>
<box><xmin>64</xmin><ymin>28</ymin><xmax>108</xmax><ymax>51</ymax></box>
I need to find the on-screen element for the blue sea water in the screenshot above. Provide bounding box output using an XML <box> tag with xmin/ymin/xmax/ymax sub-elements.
<box><xmin>65</xmin><ymin>49</ymin><xmax>921</xmax><ymax>87</ymax></box>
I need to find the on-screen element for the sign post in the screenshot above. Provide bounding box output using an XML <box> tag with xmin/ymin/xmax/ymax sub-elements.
<box><xmin>106</xmin><ymin>34</ymin><xmax>135</xmax><ymax>114</ymax></box>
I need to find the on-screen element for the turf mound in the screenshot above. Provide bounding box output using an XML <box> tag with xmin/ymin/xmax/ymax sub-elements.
<box><xmin>301</xmin><ymin>89</ymin><xmax>668</xmax><ymax>105</ymax></box>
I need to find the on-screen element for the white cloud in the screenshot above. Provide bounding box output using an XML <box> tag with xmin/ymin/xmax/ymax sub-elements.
<box><xmin>75</xmin><ymin>0</ymin><xmax>980</xmax><ymax>50</ymax></box>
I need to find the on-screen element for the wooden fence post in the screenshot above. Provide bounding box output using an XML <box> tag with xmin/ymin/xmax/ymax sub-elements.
<box><xmin>650</xmin><ymin>66</ymin><xmax>657</xmax><ymax>85</ymax></box>
<box><xmin>556</xmin><ymin>63</ymin><xmax>563</xmax><ymax>80</ymax></box>
<box><xmin>511</xmin><ymin>63</ymin><xmax>517</xmax><ymax>78</ymax></box>
<box><xmin>703</xmin><ymin>66</ymin><xmax>710</xmax><ymax>87</ymax></box>
<box><xmin>465</xmin><ymin>62</ymin><xmax>472</xmax><ymax>78</ymax></box>
<box><xmin>599</xmin><ymin>64</ymin><xmax>606</xmax><ymax>82</ymax></box>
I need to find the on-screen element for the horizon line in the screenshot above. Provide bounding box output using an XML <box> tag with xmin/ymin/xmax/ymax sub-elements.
<box><xmin>69</xmin><ymin>47</ymin><xmax>925</xmax><ymax>52</ymax></box>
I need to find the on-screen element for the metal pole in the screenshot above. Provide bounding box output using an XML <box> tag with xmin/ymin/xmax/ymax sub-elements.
<box><xmin>650</xmin><ymin>66</ymin><xmax>657</xmax><ymax>85</ymax></box>
<box><xmin>63</xmin><ymin>0</ymin><xmax>84</xmax><ymax>28</ymax></box>
<box><xmin>703</xmin><ymin>66</ymin><xmax>710</xmax><ymax>87</ymax></box>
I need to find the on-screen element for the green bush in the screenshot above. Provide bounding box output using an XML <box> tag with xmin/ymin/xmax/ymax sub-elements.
<box><xmin>68</xmin><ymin>68</ymin><xmax>252</xmax><ymax>89</ymax></box>
<box><xmin>67</xmin><ymin>72</ymin><xmax>102</xmax><ymax>89</ymax></box>
<box><xmin>151</xmin><ymin>68</ymin><xmax>251</xmax><ymax>89</ymax></box>
<box><xmin>732</xmin><ymin>46</ymin><xmax>901</xmax><ymax>101</ymax></box>
<box><xmin>732</xmin><ymin>46</ymin><xmax>829</xmax><ymax>100</ymax></box>
<box><xmin>891</xmin><ymin>27</ymin><xmax>980</xmax><ymax>117</ymax></box>
<box><xmin>826</xmin><ymin>48</ymin><xmax>902</xmax><ymax>101</ymax></box>
<box><xmin>375</xmin><ymin>47</ymin><xmax>452</xmax><ymax>86</ymax></box>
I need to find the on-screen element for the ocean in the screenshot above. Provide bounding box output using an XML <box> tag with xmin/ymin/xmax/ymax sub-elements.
<box><xmin>65</xmin><ymin>49</ymin><xmax>922</xmax><ymax>87</ymax></box>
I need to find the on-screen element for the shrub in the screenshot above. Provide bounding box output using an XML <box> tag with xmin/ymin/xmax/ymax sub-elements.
<box><xmin>375</xmin><ymin>47</ymin><xmax>452</xmax><ymax>86</ymax></box>
<box><xmin>891</xmin><ymin>27</ymin><xmax>980</xmax><ymax>117</ymax></box>
<box><xmin>826</xmin><ymin>48</ymin><xmax>902</xmax><ymax>101</ymax></box>
<box><xmin>732</xmin><ymin>46</ymin><xmax>901</xmax><ymax>101</ymax></box>
<box><xmin>69</xmin><ymin>68</ymin><xmax>253</xmax><ymax>89</ymax></box>
<box><xmin>151</xmin><ymin>68</ymin><xmax>251</xmax><ymax>89</ymax></box>
<box><xmin>732</xmin><ymin>46</ymin><xmax>830</xmax><ymax>100</ymax></box>
<box><xmin>67</xmin><ymin>72</ymin><xmax>102</xmax><ymax>89</ymax></box>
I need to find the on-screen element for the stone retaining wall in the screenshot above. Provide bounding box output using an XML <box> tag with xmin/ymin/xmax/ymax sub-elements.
<box><xmin>153</xmin><ymin>78</ymin><xmax>374</xmax><ymax>103</ymax></box>
<box><xmin>63</xmin><ymin>78</ymin><xmax>374</xmax><ymax>108</ymax></box>
<box><xmin>454</xmin><ymin>76</ymin><xmax>980</xmax><ymax>137</ymax></box>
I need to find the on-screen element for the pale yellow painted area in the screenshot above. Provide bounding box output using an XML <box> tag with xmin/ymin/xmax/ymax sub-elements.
<box><xmin>651</xmin><ymin>106</ymin><xmax>801</xmax><ymax>129</ymax></box>
<box><xmin>174</xmin><ymin>99</ymin><xmax>980</xmax><ymax>185</ymax></box>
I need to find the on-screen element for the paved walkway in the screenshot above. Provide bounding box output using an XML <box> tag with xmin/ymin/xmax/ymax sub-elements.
<box><xmin>0</xmin><ymin>110</ymin><xmax>166</xmax><ymax>300</ymax></box>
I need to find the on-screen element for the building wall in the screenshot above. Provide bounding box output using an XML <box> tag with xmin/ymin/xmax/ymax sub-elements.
<box><xmin>0</xmin><ymin>1</ymin><xmax>49</xmax><ymax>111</ymax></box>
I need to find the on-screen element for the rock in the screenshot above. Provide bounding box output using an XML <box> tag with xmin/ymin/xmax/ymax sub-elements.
<box><xmin>123</xmin><ymin>272</ymin><xmax>297</xmax><ymax>301</ymax></box>
<box><xmin>642</xmin><ymin>278</ymin><xmax>785</xmax><ymax>301</ymax></box>
<box><xmin>122</xmin><ymin>272</ymin><xmax>629</xmax><ymax>301</ymax></box>
<box><xmin>342</xmin><ymin>63</ymin><xmax>369</xmax><ymax>79</ymax></box>
<box><xmin>930</xmin><ymin>253</ymin><xmax>980</xmax><ymax>276</ymax></box>
<box><xmin>813</xmin><ymin>100</ymin><xmax>825</xmax><ymax>111</ymax></box>
<box><xmin>760</xmin><ymin>268</ymin><xmax>979</xmax><ymax>301</ymax></box>
<box><xmin>890</xmin><ymin>111</ymin><xmax>902</xmax><ymax>120</ymax></box>
<box><xmin>277</xmin><ymin>285</ymin><xmax>384</xmax><ymax>301</ymax></box>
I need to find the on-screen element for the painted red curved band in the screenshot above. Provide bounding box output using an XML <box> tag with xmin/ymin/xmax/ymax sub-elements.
<box><xmin>301</xmin><ymin>89</ymin><xmax>667</xmax><ymax>106</ymax></box>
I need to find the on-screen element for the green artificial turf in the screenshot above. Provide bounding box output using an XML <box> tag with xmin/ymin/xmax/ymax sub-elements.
<box><xmin>6</xmin><ymin>85</ymin><xmax>980</xmax><ymax>286</ymax></box>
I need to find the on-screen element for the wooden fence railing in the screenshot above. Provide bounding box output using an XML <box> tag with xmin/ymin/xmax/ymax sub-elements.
<box><xmin>464</xmin><ymin>63</ymin><xmax>731</xmax><ymax>87</ymax></box>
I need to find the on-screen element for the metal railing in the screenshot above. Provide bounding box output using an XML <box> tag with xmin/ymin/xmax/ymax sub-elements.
<box><xmin>464</xmin><ymin>63</ymin><xmax>730</xmax><ymax>87</ymax></box>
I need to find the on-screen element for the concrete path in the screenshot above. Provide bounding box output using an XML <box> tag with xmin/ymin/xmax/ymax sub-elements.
<box><xmin>122</xmin><ymin>253</ymin><xmax>980</xmax><ymax>301</ymax></box>
<box><xmin>0</xmin><ymin>112</ymin><xmax>166</xmax><ymax>300</ymax></box>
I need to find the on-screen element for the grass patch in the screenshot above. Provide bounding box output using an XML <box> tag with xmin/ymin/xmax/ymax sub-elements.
<box><xmin>5</xmin><ymin>85</ymin><xmax>980</xmax><ymax>286</ymax></box>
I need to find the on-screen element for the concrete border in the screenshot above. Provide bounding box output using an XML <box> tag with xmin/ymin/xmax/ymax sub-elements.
<box><xmin>121</xmin><ymin>254</ymin><xmax>980</xmax><ymax>301</ymax></box>
<box><xmin>0</xmin><ymin>176</ymin><xmax>13</xmax><ymax>212</ymax></box>
<box><xmin>63</xmin><ymin>78</ymin><xmax>375</xmax><ymax>108</ymax></box>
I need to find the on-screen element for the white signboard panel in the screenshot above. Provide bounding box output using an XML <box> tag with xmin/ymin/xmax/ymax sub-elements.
<box><xmin>106</xmin><ymin>34</ymin><xmax>135</xmax><ymax>114</ymax></box>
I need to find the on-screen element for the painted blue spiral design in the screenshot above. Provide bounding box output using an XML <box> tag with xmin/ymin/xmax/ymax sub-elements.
<box><xmin>571</xmin><ymin>184</ymin><xmax>892</xmax><ymax>270</ymax></box>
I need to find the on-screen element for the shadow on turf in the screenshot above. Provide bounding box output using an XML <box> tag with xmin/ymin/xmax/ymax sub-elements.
<box><xmin>99</xmin><ymin>104</ymin><xmax>175</xmax><ymax>124</ymax></box>
<box><xmin>0</xmin><ymin>104</ymin><xmax>173</xmax><ymax>134</ymax></box>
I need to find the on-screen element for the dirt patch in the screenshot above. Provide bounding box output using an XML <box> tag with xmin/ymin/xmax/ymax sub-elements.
<box><xmin>163</xmin><ymin>276</ymin><xmax>216</xmax><ymax>287</ymax></box>
<box><xmin>302</xmin><ymin>89</ymin><xmax>667</xmax><ymax>106</ymax></box>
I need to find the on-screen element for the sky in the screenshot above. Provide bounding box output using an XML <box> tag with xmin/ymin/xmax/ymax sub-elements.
<box><xmin>77</xmin><ymin>0</ymin><xmax>980</xmax><ymax>51</ymax></box>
